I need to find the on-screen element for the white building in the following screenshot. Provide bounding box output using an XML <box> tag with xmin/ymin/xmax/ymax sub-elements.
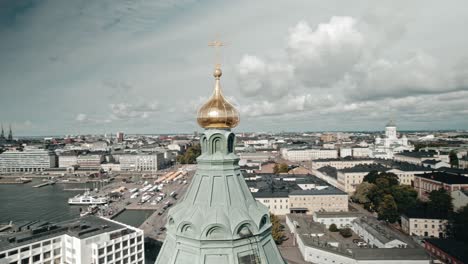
<box><xmin>238</xmin><ymin>152</ymin><xmax>276</xmax><ymax>162</ymax></box>
<box><xmin>311</xmin><ymin>158</ymin><xmax>375</xmax><ymax>170</ymax></box>
<box><xmin>286</xmin><ymin>214</ymin><xmax>430</xmax><ymax>264</ymax></box>
<box><xmin>351</xmin><ymin>217</ymin><xmax>408</xmax><ymax>248</ymax></box>
<box><xmin>58</xmin><ymin>152</ymin><xmax>79</xmax><ymax>168</ymax></box>
<box><xmin>313</xmin><ymin>211</ymin><xmax>361</xmax><ymax>228</ymax></box>
<box><xmin>0</xmin><ymin>147</ymin><xmax>56</xmax><ymax>173</ymax></box>
<box><xmin>352</xmin><ymin>147</ymin><xmax>370</xmax><ymax>158</ymax></box>
<box><xmin>281</xmin><ymin>148</ymin><xmax>338</xmax><ymax>162</ymax></box>
<box><xmin>119</xmin><ymin>152</ymin><xmax>165</xmax><ymax>171</ymax></box>
<box><xmin>369</xmin><ymin>120</ymin><xmax>414</xmax><ymax>159</ymax></box>
<box><xmin>401</xmin><ymin>211</ymin><xmax>448</xmax><ymax>238</ymax></box>
<box><xmin>0</xmin><ymin>216</ymin><xmax>144</xmax><ymax>264</ymax></box>
<box><xmin>254</xmin><ymin>191</ymin><xmax>290</xmax><ymax>215</ymax></box>
<box><xmin>337</xmin><ymin>164</ymin><xmax>429</xmax><ymax>193</ymax></box>
<box><xmin>340</xmin><ymin>148</ymin><xmax>352</xmax><ymax>158</ymax></box>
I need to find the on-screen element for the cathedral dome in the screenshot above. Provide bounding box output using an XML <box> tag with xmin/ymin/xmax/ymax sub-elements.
<box><xmin>197</xmin><ymin>66</ymin><xmax>240</xmax><ymax>129</ymax></box>
<box><xmin>386</xmin><ymin>119</ymin><xmax>396</xmax><ymax>127</ymax></box>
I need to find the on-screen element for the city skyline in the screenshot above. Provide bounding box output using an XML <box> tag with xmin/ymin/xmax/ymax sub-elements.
<box><xmin>1</xmin><ymin>0</ymin><xmax>468</xmax><ymax>136</ymax></box>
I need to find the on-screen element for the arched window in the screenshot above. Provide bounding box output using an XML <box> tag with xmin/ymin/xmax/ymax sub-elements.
<box><xmin>212</xmin><ymin>137</ymin><xmax>222</xmax><ymax>154</ymax></box>
<box><xmin>201</xmin><ymin>136</ymin><xmax>207</xmax><ymax>153</ymax></box>
<box><xmin>227</xmin><ymin>133</ymin><xmax>235</xmax><ymax>153</ymax></box>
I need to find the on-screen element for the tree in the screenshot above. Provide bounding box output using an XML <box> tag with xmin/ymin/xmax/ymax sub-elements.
<box><xmin>273</xmin><ymin>163</ymin><xmax>289</xmax><ymax>174</ymax></box>
<box><xmin>329</xmin><ymin>224</ymin><xmax>339</xmax><ymax>232</ymax></box>
<box><xmin>176</xmin><ymin>144</ymin><xmax>201</xmax><ymax>164</ymax></box>
<box><xmin>352</xmin><ymin>182</ymin><xmax>375</xmax><ymax>204</ymax></box>
<box><xmin>363</xmin><ymin>171</ymin><xmax>399</xmax><ymax>186</ymax></box>
<box><xmin>449</xmin><ymin>150</ymin><xmax>459</xmax><ymax>168</ymax></box>
<box><xmin>391</xmin><ymin>185</ymin><xmax>418</xmax><ymax>214</ymax></box>
<box><xmin>339</xmin><ymin>228</ymin><xmax>353</xmax><ymax>238</ymax></box>
<box><xmin>363</xmin><ymin>170</ymin><xmax>380</xmax><ymax>184</ymax></box>
<box><xmin>270</xmin><ymin>214</ymin><xmax>284</xmax><ymax>244</ymax></box>
<box><xmin>451</xmin><ymin>205</ymin><xmax>468</xmax><ymax>242</ymax></box>
<box><xmin>279</xmin><ymin>163</ymin><xmax>289</xmax><ymax>173</ymax></box>
<box><xmin>428</xmin><ymin>189</ymin><xmax>453</xmax><ymax>215</ymax></box>
<box><xmin>273</xmin><ymin>164</ymin><xmax>279</xmax><ymax>174</ymax></box>
<box><xmin>377</xmin><ymin>194</ymin><xmax>399</xmax><ymax>223</ymax></box>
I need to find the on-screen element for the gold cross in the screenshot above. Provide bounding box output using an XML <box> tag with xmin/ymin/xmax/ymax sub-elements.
<box><xmin>208</xmin><ymin>40</ymin><xmax>225</xmax><ymax>68</ymax></box>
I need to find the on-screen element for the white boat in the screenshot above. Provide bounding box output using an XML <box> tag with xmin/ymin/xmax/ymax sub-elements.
<box><xmin>68</xmin><ymin>191</ymin><xmax>108</xmax><ymax>205</ymax></box>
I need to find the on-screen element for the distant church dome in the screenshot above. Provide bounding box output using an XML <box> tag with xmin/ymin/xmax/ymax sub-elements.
<box><xmin>197</xmin><ymin>65</ymin><xmax>240</xmax><ymax>129</ymax></box>
<box><xmin>386</xmin><ymin>119</ymin><xmax>396</xmax><ymax>127</ymax></box>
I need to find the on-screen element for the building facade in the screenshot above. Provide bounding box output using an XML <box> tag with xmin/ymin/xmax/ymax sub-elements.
<box><xmin>281</xmin><ymin>148</ymin><xmax>338</xmax><ymax>162</ymax></box>
<box><xmin>401</xmin><ymin>214</ymin><xmax>448</xmax><ymax>238</ymax></box>
<box><xmin>311</xmin><ymin>158</ymin><xmax>375</xmax><ymax>170</ymax></box>
<box><xmin>119</xmin><ymin>152</ymin><xmax>164</xmax><ymax>171</ymax></box>
<box><xmin>313</xmin><ymin>212</ymin><xmax>361</xmax><ymax>228</ymax></box>
<box><xmin>289</xmin><ymin>188</ymin><xmax>348</xmax><ymax>215</ymax></box>
<box><xmin>0</xmin><ymin>216</ymin><xmax>144</xmax><ymax>264</ymax></box>
<box><xmin>0</xmin><ymin>147</ymin><xmax>56</xmax><ymax>173</ymax></box>
<box><xmin>413</xmin><ymin>172</ymin><xmax>468</xmax><ymax>200</ymax></box>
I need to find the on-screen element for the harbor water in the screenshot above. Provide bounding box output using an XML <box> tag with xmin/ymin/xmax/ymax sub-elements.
<box><xmin>0</xmin><ymin>179</ymin><xmax>147</xmax><ymax>228</ymax></box>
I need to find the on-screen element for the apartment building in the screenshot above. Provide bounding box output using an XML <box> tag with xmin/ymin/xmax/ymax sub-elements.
<box><xmin>311</xmin><ymin>158</ymin><xmax>374</xmax><ymax>170</ymax></box>
<box><xmin>413</xmin><ymin>172</ymin><xmax>468</xmax><ymax>200</ymax></box>
<box><xmin>401</xmin><ymin>210</ymin><xmax>448</xmax><ymax>238</ymax></box>
<box><xmin>0</xmin><ymin>147</ymin><xmax>56</xmax><ymax>173</ymax></box>
<box><xmin>0</xmin><ymin>216</ymin><xmax>144</xmax><ymax>264</ymax></box>
<box><xmin>281</xmin><ymin>148</ymin><xmax>338</xmax><ymax>162</ymax></box>
<box><xmin>119</xmin><ymin>152</ymin><xmax>165</xmax><ymax>171</ymax></box>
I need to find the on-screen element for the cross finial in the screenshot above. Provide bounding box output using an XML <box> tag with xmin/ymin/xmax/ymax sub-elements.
<box><xmin>208</xmin><ymin>40</ymin><xmax>225</xmax><ymax>68</ymax></box>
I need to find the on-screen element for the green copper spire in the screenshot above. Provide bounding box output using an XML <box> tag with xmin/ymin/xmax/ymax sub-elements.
<box><xmin>155</xmin><ymin>64</ymin><xmax>285</xmax><ymax>264</ymax></box>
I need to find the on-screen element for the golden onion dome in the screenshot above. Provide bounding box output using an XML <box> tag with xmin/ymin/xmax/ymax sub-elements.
<box><xmin>197</xmin><ymin>65</ymin><xmax>240</xmax><ymax>129</ymax></box>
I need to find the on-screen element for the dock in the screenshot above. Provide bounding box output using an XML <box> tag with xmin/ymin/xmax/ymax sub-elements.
<box><xmin>33</xmin><ymin>181</ymin><xmax>56</xmax><ymax>188</ymax></box>
<box><xmin>0</xmin><ymin>221</ymin><xmax>13</xmax><ymax>232</ymax></box>
<box><xmin>0</xmin><ymin>178</ymin><xmax>32</xmax><ymax>184</ymax></box>
<box><xmin>64</xmin><ymin>188</ymin><xmax>90</xmax><ymax>191</ymax></box>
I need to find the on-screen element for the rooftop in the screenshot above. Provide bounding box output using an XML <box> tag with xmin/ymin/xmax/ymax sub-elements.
<box><xmin>314</xmin><ymin>211</ymin><xmax>362</xmax><ymax>218</ymax></box>
<box><xmin>289</xmin><ymin>186</ymin><xmax>347</xmax><ymax>196</ymax></box>
<box><xmin>352</xmin><ymin>248</ymin><xmax>429</xmax><ymax>260</ymax></box>
<box><xmin>313</xmin><ymin>157</ymin><xmax>374</xmax><ymax>162</ymax></box>
<box><xmin>352</xmin><ymin>217</ymin><xmax>414</xmax><ymax>246</ymax></box>
<box><xmin>416</xmin><ymin>171</ymin><xmax>468</xmax><ymax>184</ymax></box>
<box><xmin>287</xmin><ymin>214</ymin><xmax>427</xmax><ymax>260</ymax></box>
<box><xmin>425</xmin><ymin>238</ymin><xmax>468</xmax><ymax>262</ymax></box>
<box><xmin>0</xmin><ymin>216</ymin><xmax>132</xmax><ymax>252</ymax></box>
<box><xmin>402</xmin><ymin>207</ymin><xmax>447</xmax><ymax>220</ymax></box>
<box><xmin>395</xmin><ymin>151</ymin><xmax>435</xmax><ymax>158</ymax></box>
<box><xmin>339</xmin><ymin>164</ymin><xmax>388</xmax><ymax>173</ymax></box>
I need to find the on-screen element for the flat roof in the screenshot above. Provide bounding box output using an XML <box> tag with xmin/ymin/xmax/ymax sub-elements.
<box><xmin>416</xmin><ymin>171</ymin><xmax>468</xmax><ymax>184</ymax></box>
<box><xmin>395</xmin><ymin>151</ymin><xmax>435</xmax><ymax>158</ymax></box>
<box><xmin>339</xmin><ymin>164</ymin><xmax>388</xmax><ymax>173</ymax></box>
<box><xmin>425</xmin><ymin>238</ymin><xmax>468</xmax><ymax>262</ymax></box>
<box><xmin>352</xmin><ymin>248</ymin><xmax>429</xmax><ymax>260</ymax></box>
<box><xmin>314</xmin><ymin>211</ymin><xmax>362</xmax><ymax>218</ymax></box>
<box><xmin>289</xmin><ymin>187</ymin><xmax>347</xmax><ymax>196</ymax></box>
<box><xmin>0</xmin><ymin>216</ymin><xmax>131</xmax><ymax>252</ymax></box>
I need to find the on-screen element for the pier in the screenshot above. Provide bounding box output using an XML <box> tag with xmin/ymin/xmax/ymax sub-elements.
<box><xmin>0</xmin><ymin>178</ymin><xmax>32</xmax><ymax>184</ymax></box>
<box><xmin>33</xmin><ymin>181</ymin><xmax>56</xmax><ymax>188</ymax></box>
<box><xmin>63</xmin><ymin>188</ymin><xmax>90</xmax><ymax>191</ymax></box>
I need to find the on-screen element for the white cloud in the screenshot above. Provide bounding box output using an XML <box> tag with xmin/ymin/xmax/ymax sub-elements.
<box><xmin>75</xmin><ymin>113</ymin><xmax>88</xmax><ymax>122</ymax></box>
<box><xmin>109</xmin><ymin>100</ymin><xmax>160</xmax><ymax>120</ymax></box>
<box><xmin>287</xmin><ymin>17</ymin><xmax>364</xmax><ymax>86</ymax></box>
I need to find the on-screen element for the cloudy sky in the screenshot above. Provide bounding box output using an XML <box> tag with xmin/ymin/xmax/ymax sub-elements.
<box><xmin>1</xmin><ymin>0</ymin><xmax>468</xmax><ymax>136</ymax></box>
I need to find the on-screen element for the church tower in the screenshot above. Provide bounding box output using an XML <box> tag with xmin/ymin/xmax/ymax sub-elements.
<box><xmin>7</xmin><ymin>124</ymin><xmax>13</xmax><ymax>141</ymax></box>
<box><xmin>155</xmin><ymin>63</ymin><xmax>285</xmax><ymax>264</ymax></box>
<box><xmin>385</xmin><ymin>119</ymin><xmax>397</xmax><ymax>140</ymax></box>
<box><xmin>0</xmin><ymin>124</ymin><xmax>5</xmax><ymax>140</ymax></box>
